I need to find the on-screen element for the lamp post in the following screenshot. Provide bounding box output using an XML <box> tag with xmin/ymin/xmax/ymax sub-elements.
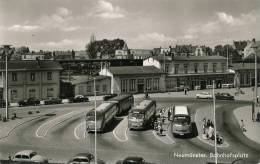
<box><xmin>212</xmin><ymin>80</ymin><xmax>218</xmax><ymax>164</ymax></box>
<box><xmin>251</xmin><ymin>40</ymin><xmax>258</xmax><ymax>121</ymax></box>
<box><xmin>93</xmin><ymin>77</ymin><xmax>97</xmax><ymax>164</ymax></box>
<box><xmin>1</xmin><ymin>45</ymin><xmax>13</xmax><ymax>120</ymax></box>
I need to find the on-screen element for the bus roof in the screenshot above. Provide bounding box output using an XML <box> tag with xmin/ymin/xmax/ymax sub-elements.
<box><xmin>174</xmin><ymin>106</ymin><xmax>188</xmax><ymax>115</ymax></box>
<box><xmin>96</xmin><ymin>102</ymin><xmax>116</xmax><ymax>112</ymax></box>
<box><xmin>108</xmin><ymin>94</ymin><xmax>132</xmax><ymax>101</ymax></box>
<box><xmin>130</xmin><ymin>99</ymin><xmax>155</xmax><ymax>113</ymax></box>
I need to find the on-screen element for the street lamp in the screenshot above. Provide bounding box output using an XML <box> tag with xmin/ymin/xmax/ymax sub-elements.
<box><xmin>0</xmin><ymin>45</ymin><xmax>14</xmax><ymax>120</ymax></box>
<box><xmin>251</xmin><ymin>40</ymin><xmax>258</xmax><ymax>121</ymax></box>
<box><xmin>212</xmin><ymin>80</ymin><xmax>218</xmax><ymax>164</ymax></box>
<box><xmin>93</xmin><ymin>77</ymin><xmax>97</xmax><ymax>164</ymax></box>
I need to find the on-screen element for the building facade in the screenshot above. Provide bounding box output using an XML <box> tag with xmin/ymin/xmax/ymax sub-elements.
<box><xmin>0</xmin><ymin>61</ymin><xmax>62</xmax><ymax>102</ymax></box>
<box><xmin>99</xmin><ymin>66</ymin><xmax>165</xmax><ymax>94</ymax></box>
<box><xmin>144</xmin><ymin>56</ymin><xmax>234</xmax><ymax>91</ymax></box>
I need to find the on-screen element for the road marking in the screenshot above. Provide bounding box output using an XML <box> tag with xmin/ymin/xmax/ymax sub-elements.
<box><xmin>113</xmin><ymin>127</ymin><xmax>128</xmax><ymax>142</ymax></box>
<box><xmin>74</xmin><ymin>121</ymin><xmax>86</xmax><ymax>140</ymax></box>
<box><xmin>152</xmin><ymin>130</ymin><xmax>175</xmax><ymax>144</ymax></box>
<box><xmin>35</xmin><ymin>112</ymin><xmax>74</xmax><ymax>138</ymax></box>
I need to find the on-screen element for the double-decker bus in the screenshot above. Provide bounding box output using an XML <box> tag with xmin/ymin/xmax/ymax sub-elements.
<box><xmin>128</xmin><ymin>99</ymin><xmax>156</xmax><ymax>130</ymax></box>
<box><xmin>86</xmin><ymin>102</ymin><xmax>117</xmax><ymax>132</ymax></box>
<box><xmin>106</xmin><ymin>94</ymin><xmax>134</xmax><ymax>116</ymax></box>
<box><xmin>171</xmin><ymin>105</ymin><xmax>192</xmax><ymax>136</ymax></box>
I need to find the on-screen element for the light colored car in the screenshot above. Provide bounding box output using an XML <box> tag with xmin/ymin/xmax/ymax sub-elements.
<box><xmin>12</xmin><ymin>150</ymin><xmax>48</xmax><ymax>163</ymax></box>
<box><xmin>67</xmin><ymin>153</ymin><xmax>105</xmax><ymax>164</ymax></box>
<box><xmin>196</xmin><ymin>92</ymin><xmax>213</xmax><ymax>99</ymax></box>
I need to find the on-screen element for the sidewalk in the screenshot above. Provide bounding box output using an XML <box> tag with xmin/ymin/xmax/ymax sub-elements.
<box><xmin>234</xmin><ymin>106</ymin><xmax>260</xmax><ymax>145</ymax></box>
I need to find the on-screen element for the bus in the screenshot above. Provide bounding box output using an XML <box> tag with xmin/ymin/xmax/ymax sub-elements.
<box><xmin>106</xmin><ymin>94</ymin><xmax>134</xmax><ymax>116</ymax></box>
<box><xmin>171</xmin><ymin>105</ymin><xmax>192</xmax><ymax>136</ymax></box>
<box><xmin>86</xmin><ymin>102</ymin><xmax>117</xmax><ymax>132</ymax></box>
<box><xmin>128</xmin><ymin>99</ymin><xmax>156</xmax><ymax>130</ymax></box>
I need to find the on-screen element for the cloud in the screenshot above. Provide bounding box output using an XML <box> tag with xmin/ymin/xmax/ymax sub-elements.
<box><xmin>217</xmin><ymin>11</ymin><xmax>257</xmax><ymax>26</ymax></box>
<box><xmin>93</xmin><ymin>0</ymin><xmax>125</xmax><ymax>19</ymax></box>
<box><xmin>56</xmin><ymin>7</ymin><xmax>71</xmax><ymax>17</ymax></box>
<box><xmin>130</xmin><ymin>32</ymin><xmax>176</xmax><ymax>48</ymax></box>
<box><xmin>37</xmin><ymin>39</ymin><xmax>83</xmax><ymax>50</ymax></box>
<box><xmin>8</xmin><ymin>24</ymin><xmax>39</xmax><ymax>31</ymax></box>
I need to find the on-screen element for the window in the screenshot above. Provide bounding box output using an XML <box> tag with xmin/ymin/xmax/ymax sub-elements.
<box><xmin>174</xmin><ymin>64</ymin><xmax>179</xmax><ymax>74</ymax></box>
<box><xmin>153</xmin><ymin>78</ymin><xmax>159</xmax><ymax>91</ymax></box>
<box><xmin>78</xmin><ymin>86</ymin><xmax>84</xmax><ymax>95</ymax></box>
<box><xmin>146</xmin><ymin>78</ymin><xmax>152</xmax><ymax>91</ymax></box>
<box><xmin>102</xmin><ymin>85</ymin><xmax>107</xmax><ymax>92</ymax></box>
<box><xmin>204</xmin><ymin>63</ymin><xmax>208</xmax><ymax>73</ymax></box>
<box><xmin>184</xmin><ymin>64</ymin><xmax>188</xmax><ymax>74</ymax></box>
<box><xmin>213</xmin><ymin>63</ymin><xmax>217</xmax><ymax>73</ymax></box>
<box><xmin>12</xmin><ymin>72</ymin><xmax>17</xmax><ymax>81</ymax></box>
<box><xmin>47</xmin><ymin>88</ymin><xmax>54</xmax><ymax>97</ymax></box>
<box><xmin>165</xmin><ymin>64</ymin><xmax>170</xmax><ymax>73</ymax></box>
<box><xmin>30</xmin><ymin>73</ymin><xmax>35</xmax><ymax>81</ymax></box>
<box><xmin>87</xmin><ymin>86</ymin><xmax>91</xmax><ymax>92</ymax></box>
<box><xmin>47</xmin><ymin>72</ymin><xmax>52</xmax><ymax>80</ymax></box>
<box><xmin>121</xmin><ymin>79</ymin><xmax>128</xmax><ymax>92</ymax></box>
<box><xmin>194</xmin><ymin>63</ymin><xmax>198</xmax><ymax>73</ymax></box>
<box><xmin>96</xmin><ymin>85</ymin><xmax>100</xmax><ymax>92</ymax></box>
<box><xmin>11</xmin><ymin>90</ymin><xmax>17</xmax><ymax>100</ymax></box>
<box><xmin>221</xmin><ymin>63</ymin><xmax>226</xmax><ymax>72</ymax></box>
<box><xmin>129</xmin><ymin>79</ymin><xmax>136</xmax><ymax>92</ymax></box>
<box><xmin>29</xmin><ymin>89</ymin><xmax>36</xmax><ymax>98</ymax></box>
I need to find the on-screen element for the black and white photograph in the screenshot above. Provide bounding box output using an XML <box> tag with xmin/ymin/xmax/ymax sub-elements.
<box><xmin>0</xmin><ymin>0</ymin><xmax>260</xmax><ymax>163</ymax></box>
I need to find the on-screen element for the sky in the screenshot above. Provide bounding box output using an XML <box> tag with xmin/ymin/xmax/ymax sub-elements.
<box><xmin>0</xmin><ymin>0</ymin><xmax>260</xmax><ymax>51</ymax></box>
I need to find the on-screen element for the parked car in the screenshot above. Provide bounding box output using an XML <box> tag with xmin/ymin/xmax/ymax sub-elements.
<box><xmin>67</xmin><ymin>153</ymin><xmax>105</xmax><ymax>164</ymax></box>
<box><xmin>116</xmin><ymin>156</ymin><xmax>145</xmax><ymax>164</ymax></box>
<box><xmin>70</xmin><ymin>95</ymin><xmax>89</xmax><ymax>103</ymax></box>
<box><xmin>0</xmin><ymin>99</ymin><xmax>8</xmax><ymax>108</ymax></box>
<box><xmin>43</xmin><ymin>97</ymin><xmax>62</xmax><ymax>105</ymax></box>
<box><xmin>196</xmin><ymin>92</ymin><xmax>213</xmax><ymax>99</ymax></box>
<box><xmin>103</xmin><ymin>94</ymin><xmax>118</xmax><ymax>101</ymax></box>
<box><xmin>12</xmin><ymin>150</ymin><xmax>48</xmax><ymax>163</ymax></box>
<box><xmin>18</xmin><ymin>97</ymin><xmax>40</xmax><ymax>107</ymax></box>
<box><xmin>215</xmin><ymin>92</ymin><xmax>235</xmax><ymax>100</ymax></box>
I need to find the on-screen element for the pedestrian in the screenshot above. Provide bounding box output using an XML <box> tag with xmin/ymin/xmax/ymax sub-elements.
<box><xmin>202</xmin><ymin>118</ymin><xmax>207</xmax><ymax>134</ymax></box>
<box><xmin>208</xmin><ymin>125</ymin><xmax>215</xmax><ymax>140</ymax></box>
<box><xmin>159</xmin><ymin>125</ymin><xmax>163</xmax><ymax>135</ymax></box>
<box><xmin>210</xmin><ymin>121</ymin><xmax>214</xmax><ymax>128</ymax></box>
<box><xmin>257</xmin><ymin>112</ymin><xmax>260</xmax><ymax>122</ymax></box>
<box><xmin>168</xmin><ymin>109</ymin><xmax>171</xmax><ymax>121</ymax></box>
<box><xmin>241</xmin><ymin>119</ymin><xmax>246</xmax><ymax>132</ymax></box>
<box><xmin>206</xmin><ymin>119</ymin><xmax>211</xmax><ymax>128</ymax></box>
<box><xmin>184</xmin><ymin>88</ymin><xmax>187</xmax><ymax>95</ymax></box>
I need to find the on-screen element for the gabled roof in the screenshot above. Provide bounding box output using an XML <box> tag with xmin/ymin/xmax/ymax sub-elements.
<box><xmin>107</xmin><ymin>66</ymin><xmax>164</xmax><ymax>75</ymax></box>
<box><xmin>0</xmin><ymin>61</ymin><xmax>62</xmax><ymax>71</ymax></box>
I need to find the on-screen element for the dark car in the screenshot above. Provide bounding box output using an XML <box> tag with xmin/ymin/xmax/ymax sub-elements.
<box><xmin>67</xmin><ymin>153</ymin><xmax>105</xmax><ymax>164</ymax></box>
<box><xmin>215</xmin><ymin>92</ymin><xmax>235</xmax><ymax>100</ymax></box>
<box><xmin>116</xmin><ymin>156</ymin><xmax>145</xmax><ymax>164</ymax></box>
<box><xmin>18</xmin><ymin>97</ymin><xmax>40</xmax><ymax>106</ymax></box>
<box><xmin>0</xmin><ymin>99</ymin><xmax>8</xmax><ymax>108</ymax></box>
<box><xmin>70</xmin><ymin>95</ymin><xmax>89</xmax><ymax>103</ymax></box>
<box><xmin>103</xmin><ymin>94</ymin><xmax>118</xmax><ymax>101</ymax></box>
<box><xmin>43</xmin><ymin>97</ymin><xmax>62</xmax><ymax>105</ymax></box>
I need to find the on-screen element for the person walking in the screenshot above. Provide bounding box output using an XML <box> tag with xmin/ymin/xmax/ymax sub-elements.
<box><xmin>168</xmin><ymin>109</ymin><xmax>171</xmax><ymax>121</ymax></box>
<box><xmin>241</xmin><ymin>119</ymin><xmax>246</xmax><ymax>132</ymax></box>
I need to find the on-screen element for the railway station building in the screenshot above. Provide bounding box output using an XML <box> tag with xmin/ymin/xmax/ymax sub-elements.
<box><xmin>143</xmin><ymin>55</ymin><xmax>235</xmax><ymax>91</ymax></box>
<box><xmin>99</xmin><ymin>66</ymin><xmax>166</xmax><ymax>94</ymax></box>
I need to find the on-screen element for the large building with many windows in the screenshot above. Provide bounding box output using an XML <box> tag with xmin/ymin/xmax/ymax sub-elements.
<box><xmin>99</xmin><ymin>66</ymin><xmax>165</xmax><ymax>94</ymax></box>
<box><xmin>0</xmin><ymin>61</ymin><xmax>62</xmax><ymax>102</ymax></box>
<box><xmin>144</xmin><ymin>55</ymin><xmax>235</xmax><ymax>91</ymax></box>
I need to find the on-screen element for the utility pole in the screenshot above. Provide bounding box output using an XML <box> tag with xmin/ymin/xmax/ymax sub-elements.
<box><xmin>94</xmin><ymin>77</ymin><xmax>97</xmax><ymax>164</ymax></box>
<box><xmin>251</xmin><ymin>40</ymin><xmax>258</xmax><ymax>121</ymax></box>
<box><xmin>212</xmin><ymin>80</ymin><xmax>218</xmax><ymax>164</ymax></box>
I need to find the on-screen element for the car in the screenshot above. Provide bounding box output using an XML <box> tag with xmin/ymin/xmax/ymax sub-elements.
<box><xmin>43</xmin><ymin>97</ymin><xmax>62</xmax><ymax>105</ymax></box>
<box><xmin>12</xmin><ymin>150</ymin><xmax>48</xmax><ymax>163</ymax></box>
<box><xmin>18</xmin><ymin>97</ymin><xmax>40</xmax><ymax>106</ymax></box>
<box><xmin>0</xmin><ymin>99</ymin><xmax>9</xmax><ymax>108</ymax></box>
<box><xmin>67</xmin><ymin>153</ymin><xmax>105</xmax><ymax>164</ymax></box>
<box><xmin>103</xmin><ymin>94</ymin><xmax>118</xmax><ymax>101</ymax></box>
<box><xmin>70</xmin><ymin>95</ymin><xmax>89</xmax><ymax>103</ymax></box>
<box><xmin>196</xmin><ymin>92</ymin><xmax>213</xmax><ymax>99</ymax></box>
<box><xmin>215</xmin><ymin>92</ymin><xmax>235</xmax><ymax>100</ymax></box>
<box><xmin>116</xmin><ymin>156</ymin><xmax>145</xmax><ymax>164</ymax></box>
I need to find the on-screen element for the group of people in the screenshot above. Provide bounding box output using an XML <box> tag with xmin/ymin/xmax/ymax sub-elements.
<box><xmin>202</xmin><ymin>118</ymin><xmax>223</xmax><ymax>144</ymax></box>
<box><xmin>154</xmin><ymin>109</ymin><xmax>166</xmax><ymax>136</ymax></box>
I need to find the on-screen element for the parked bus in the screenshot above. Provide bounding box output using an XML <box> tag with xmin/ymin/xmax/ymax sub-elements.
<box><xmin>86</xmin><ymin>102</ymin><xmax>117</xmax><ymax>132</ymax></box>
<box><xmin>106</xmin><ymin>94</ymin><xmax>134</xmax><ymax>116</ymax></box>
<box><xmin>171</xmin><ymin>105</ymin><xmax>192</xmax><ymax>136</ymax></box>
<box><xmin>128</xmin><ymin>99</ymin><xmax>156</xmax><ymax>130</ymax></box>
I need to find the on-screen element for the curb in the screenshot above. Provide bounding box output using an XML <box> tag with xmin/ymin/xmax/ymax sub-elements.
<box><xmin>0</xmin><ymin>111</ymin><xmax>55</xmax><ymax>140</ymax></box>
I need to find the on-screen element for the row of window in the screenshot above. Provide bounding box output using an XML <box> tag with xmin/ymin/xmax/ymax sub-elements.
<box><xmin>121</xmin><ymin>78</ymin><xmax>160</xmax><ymax>92</ymax></box>
<box><xmin>165</xmin><ymin>63</ymin><xmax>226</xmax><ymax>74</ymax></box>
<box><xmin>10</xmin><ymin>88</ymin><xmax>54</xmax><ymax>100</ymax></box>
<box><xmin>11</xmin><ymin>72</ymin><xmax>53</xmax><ymax>82</ymax></box>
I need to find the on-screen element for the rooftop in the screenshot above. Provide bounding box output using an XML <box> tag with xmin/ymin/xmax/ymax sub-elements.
<box><xmin>0</xmin><ymin>61</ymin><xmax>62</xmax><ymax>71</ymax></box>
<box><xmin>149</xmin><ymin>55</ymin><xmax>226</xmax><ymax>62</ymax></box>
<box><xmin>107</xmin><ymin>66</ymin><xmax>164</xmax><ymax>75</ymax></box>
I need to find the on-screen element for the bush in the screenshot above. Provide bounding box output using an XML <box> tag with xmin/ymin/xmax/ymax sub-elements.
<box><xmin>28</xmin><ymin>111</ymin><xmax>33</xmax><ymax>115</ymax></box>
<box><xmin>36</xmin><ymin>110</ymin><xmax>40</xmax><ymax>113</ymax></box>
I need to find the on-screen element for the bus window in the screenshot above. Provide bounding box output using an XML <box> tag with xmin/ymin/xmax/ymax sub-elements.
<box><xmin>129</xmin><ymin>113</ymin><xmax>144</xmax><ymax>120</ymax></box>
<box><xmin>173</xmin><ymin>116</ymin><xmax>190</xmax><ymax>125</ymax></box>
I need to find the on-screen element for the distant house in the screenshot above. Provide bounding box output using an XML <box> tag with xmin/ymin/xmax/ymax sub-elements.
<box><xmin>99</xmin><ymin>66</ymin><xmax>165</xmax><ymax>94</ymax></box>
<box><xmin>21</xmin><ymin>53</ymin><xmax>45</xmax><ymax>60</ymax></box>
<box><xmin>115</xmin><ymin>42</ymin><xmax>131</xmax><ymax>59</ymax></box>
<box><xmin>53</xmin><ymin>50</ymin><xmax>75</xmax><ymax>60</ymax></box>
<box><xmin>243</xmin><ymin>39</ymin><xmax>260</xmax><ymax>60</ymax></box>
<box><xmin>130</xmin><ymin>49</ymin><xmax>153</xmax><ymax>59</ymax></box>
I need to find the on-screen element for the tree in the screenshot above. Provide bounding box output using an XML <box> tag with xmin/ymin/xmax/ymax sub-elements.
<box><xmin>213</xmin><ymin>45</ymin><xmax>224</xmax><ymax>56</ymax></box>
<box><xmin>11</xmin><ymin>46</ymin><xmax>30</xmax><ymax>60</ymax></box>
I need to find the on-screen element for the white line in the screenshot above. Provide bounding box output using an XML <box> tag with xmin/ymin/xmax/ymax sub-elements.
<box><xmin>74</xmin><ymin>121</ymin><xmax>85</xmax><ymax>140</ymax></box>
<box><xmin>113</xmin><ymin>127</ymin><xmax>128</xmax><ymax>142</ymax></box>
<box><xmin>35</xmin><ymin>112</ymin><xmax>74</xmax><ymax>138</ymax></box>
